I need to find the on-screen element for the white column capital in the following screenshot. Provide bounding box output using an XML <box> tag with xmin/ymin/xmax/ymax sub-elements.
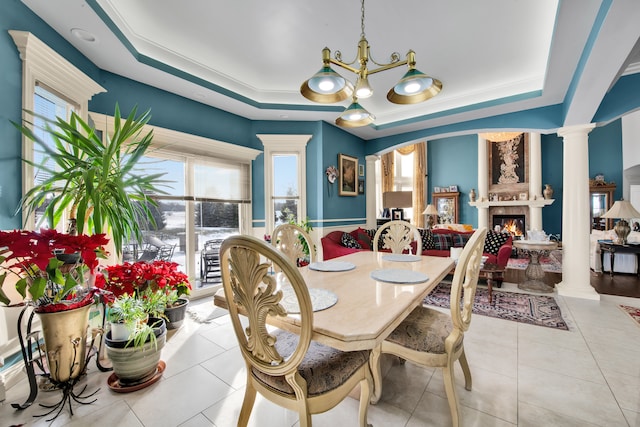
<box><xmin>557</xmin><ymin>124</ymin><xmax>596</xmax><ymax>139</ymax></box>
<box><xmin>365</xmin><ymin>155</ymin><xmax>380</xmax><ymax>162</ymax></box>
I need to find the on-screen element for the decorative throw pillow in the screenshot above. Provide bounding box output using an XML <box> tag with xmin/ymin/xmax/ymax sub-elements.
<box><xmin>452</xmin><ymin>233</ymin><xmax>472</xmax><ymax>248</ymax></box>
<box><xmin>350</xmin><ymin>227</ymin><xmax>372</xmax><ymax>250</ymax></box>
<box><xmin>340</xmin><ymin>232</ymin><xmax>362</xmax><ymax>249</ymax></box>
<box><xmin>376</xmin><ymin>228</ymin><xmax>389</xmax><ymax>250</ymax></box>
<box><xmin>418</xmin><ymin>229</ymin><xmax>435</xmax><ymax>250</ymax></box>
<box><xmin>484</xmin><ymin>231</ymin><xmax>510</xmax><ymax>255</ymax></box>
<box><xmin>432</xmin><ymin>234</ymin><xmax>453</xmax><ymax>251</ymax></box>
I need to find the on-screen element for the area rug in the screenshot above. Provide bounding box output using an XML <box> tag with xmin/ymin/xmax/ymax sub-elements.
<box><xmin>619</xmin><ymin>305</ymin><xmax>640</xmax><ymax>327</ymax></box>
<box><xmin>507</xmin><ymin>253</ymin><xmax>562</xmax><ymax>273</ymax></box>
<box><xmin>423</xmin><ymin>283</ymin><xmax>569</xmax><ymax>330</ymax></box>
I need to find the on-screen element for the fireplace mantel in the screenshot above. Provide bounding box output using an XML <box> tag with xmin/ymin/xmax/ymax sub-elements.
<box><xmin>469</xmin><ymin>199</ymin><xmax>554</xmax><ymax>209</ymax></box>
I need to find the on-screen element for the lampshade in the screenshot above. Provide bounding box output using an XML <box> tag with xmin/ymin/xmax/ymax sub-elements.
<box><xmin>382</xmin><ymin>191</ymin><xmax>413</xmax><ymax>208</ymax></box>
<box><xmin>387</xmin><ymin>57</ymin><xmax>442</xmax><ymax>105</ymax></box>
<box><xmin>300</xmin><ymin>64</ymin><xmax>354</xmax><ymax>103</ymax></box>
<box><xmin>335</xmin><ymin>99</ymin><xmax>375</xmax><ymax>128</ymax></box>
<box><xmin>600</xmin><ymin>200</ymin><xmax>640</xmax><ymax>219</ymax></box>
<box><xmin>422</xmin><ymin>204</ymin><xmax>438</xmax><ymax>215</ymax></box>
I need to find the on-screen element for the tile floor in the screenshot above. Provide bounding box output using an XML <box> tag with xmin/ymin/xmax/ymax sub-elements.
<box><xmin>1</xmin><ymin>282</ymin><xmax>640</xmax><ymax>427</ymax></box>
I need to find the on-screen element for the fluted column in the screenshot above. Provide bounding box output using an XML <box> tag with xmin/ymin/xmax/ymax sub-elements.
<box><xmin>556</xmin><ymin>124</ymin><xmax>599</xmax><ymax>300</ymax></box>
<box><xmin>366</xmin><ymin>155</ymin><xmax>379</xmax><ymax>230</ymax></box>
<box><xmin>529</xmin><ymin>132</ymin><xmax>543</xmax><ymax>230</ymax></box>
<box><xmin>477</xmin><ymin>135</ymin><xmax>489</xmax><ymax>228</ymax></box>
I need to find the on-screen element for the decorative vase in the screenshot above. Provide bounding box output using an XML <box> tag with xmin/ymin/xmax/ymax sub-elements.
<box><xmin>543</xmin><ymin>184</ymin><xmax>554</xmax><ymax>199</ymax></box>
<box><xmin>469</xmin><ymin>188</ymin><xmax>476</xmax><ymax>202</ymax></box>
<box><xmin>105</xmin><ymin>317</ymin><xmax>166</xmax><ymax>384</ymax></box>
<box><xmin>36</xmin><ymin>303</ymin><xmax>92</xmax><ymax>383</ymax></box>
<box><xmin>164</xmin><ymin>298</ymin><xmax>189</xmax><ymax>329</ymax></box>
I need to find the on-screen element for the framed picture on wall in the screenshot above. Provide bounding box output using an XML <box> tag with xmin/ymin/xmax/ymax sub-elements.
<box><xmin>391</xmin><ymin>208</ymin><xmax>404</xmax><ymax>220</ymax></box>
<box><xmin>358</xmin><ymin>164</ymin><xmax>365</xmax><ymax>177</ymax></box>
<box><xmin>358</xmin><ymin>179</ymin><xmax>365</xmax><ymax>194</ymax></box>
<box><xmin>432</xmin><ymin>192</ymin><xmax>459</xmax><ymax>224</ymax></box>
<box><xmin>338</xmin><ymin>153</ymin><xmax>358</xmax><ymax>196</ymax></box>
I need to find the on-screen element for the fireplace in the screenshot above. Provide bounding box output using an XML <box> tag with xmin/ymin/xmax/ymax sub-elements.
<box><xmin>493</xmin><ymin>214</ymin><xmax>525</xmax><ymax>237</ymax></box>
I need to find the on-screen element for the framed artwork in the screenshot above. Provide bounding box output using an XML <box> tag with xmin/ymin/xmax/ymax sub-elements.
<box><xmin>358</xmin><ymin>179</ymin><xmax>365</xmax><ymax>194</ymax></box>
<box><xmin>391</xmin><ymin>208</ymin><xmax>404</xmax><ymax>220</ymax></box>
<box><xmin>358</xmin><ymin>164</ymin><xmax>365</xmax><ymax>177</ymax></box>
<box><xmin>518</xmin><ymin>192</ymin><xmax>528</xmax><ymax>201</ymax></box>
<box><xmin>488</xmin><ymin>133</ymin><xmax>529</xmax><ymax>192</ymax></box>
<box><xmin>434</xmin><ymin>186</ymin><xmax>441</xmax><ymax>193</ymax></box>
<box><xmin>338</xmin><ymin>153</ymin><xmax>358</xmax><ymax>196</ymax></box>
<box><xmin>432</xmin><ymin>191</ymin><xmax>459</xmax><ymax>224</ymax></box>
<box><xmin>449</xmin><ymin>185</ymin><xmax>458</xmax><ymax>192</ymax></box>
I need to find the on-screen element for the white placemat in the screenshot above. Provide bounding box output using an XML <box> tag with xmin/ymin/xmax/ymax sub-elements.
<box><xmin>308</xmin><ymin>261</ymin><xmax>356</xmax><ymax>272</ymax></box>
<box><xmin>381</xmin><ymin>254</ymin><xmax>422</xmax><ymax>262</ymax></box>
<box><xmin>280</xmin><ymin>287</ymin><xmax>338</xmax><ymax>313</ymax></box>
<box><xmin>370</xmin><ymin>269</ymin><xmax>429</xmax><ymax>284</ymax></box>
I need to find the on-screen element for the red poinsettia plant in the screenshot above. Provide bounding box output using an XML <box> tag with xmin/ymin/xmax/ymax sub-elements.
<box><xmin>96</xmin><ymin>260</ymin><xmax>191</xmax><ymax>313</ymax></box>
<box><xmin>0</xmin><ymin>229</ymin><xmax>109</xmax><ymax>312</ymax></box>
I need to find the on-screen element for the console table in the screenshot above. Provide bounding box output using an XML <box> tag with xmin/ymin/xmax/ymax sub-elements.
<box><xmin>599</xmin><ymin>241</ymin><xmax>640</xmax><ymax>277</ymax></box>
<box><xmin>513</xmin><ymin>240</ymin><xmax>558</xmax><ymax>293</ymax></box>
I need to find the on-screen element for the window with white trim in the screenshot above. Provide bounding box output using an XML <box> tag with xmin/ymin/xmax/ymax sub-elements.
<box><xmin>257</xmin><ymin>135</ymin><xmax>311</xmax><ymax>233</ymax></box>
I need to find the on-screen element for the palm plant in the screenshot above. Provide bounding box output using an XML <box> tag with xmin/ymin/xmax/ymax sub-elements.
<box><xmin>14</xmin><ymin>104</ymin><xmax>166</xmax><ymax>255</ymax></box>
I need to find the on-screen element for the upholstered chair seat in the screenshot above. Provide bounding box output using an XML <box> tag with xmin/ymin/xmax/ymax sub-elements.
<box><xmin>252</xmin><ymin>330</ymin><xmax>370</xmax><ymax>396</ymax></box>
<box><xmin>385</xmin><ymin>307</ymin><xmax>453</xmax><ymax>354</ymax></box>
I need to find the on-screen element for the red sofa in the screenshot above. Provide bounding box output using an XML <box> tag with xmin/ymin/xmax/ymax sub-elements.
<box><xmin>321</xmin><ymin>227</ymin><xmax>513</xmax><ymax>269</ymax></box>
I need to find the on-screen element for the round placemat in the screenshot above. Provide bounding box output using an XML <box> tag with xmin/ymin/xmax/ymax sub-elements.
<box><xmin>308</xmin><ymin>261</ymin><xmax>356</xmax><ymax>272</ymax></box>
<box><xmin>370</xmin><ymin>269</ymin><xmax>429</xmax><ymax>284</ymax></box>
<box><xmin>381</xmin><ymin>254</ymin><xmax>422</xmax><ymax>262</ymax></box>
<box><xmin>280</xmin><ymin>287</ymin><xmax>338</xmax><ymax>313</ymax></box>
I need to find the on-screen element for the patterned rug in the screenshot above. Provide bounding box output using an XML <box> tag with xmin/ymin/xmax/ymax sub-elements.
<box><xmin>423</xmin><ymin>283</ymin><xmax>569</xmax><ymax>330</ymax></box>
<box><xmin>619</xmin><ymin>305</ymin><xmax>640</xmax><ymax>327</ymax></box>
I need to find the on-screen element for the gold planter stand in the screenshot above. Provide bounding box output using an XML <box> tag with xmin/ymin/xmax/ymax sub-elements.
<box><xmin>12</xmin><ymin>302</ymin><xmax>106</xmax><ymax>421</ymax></box>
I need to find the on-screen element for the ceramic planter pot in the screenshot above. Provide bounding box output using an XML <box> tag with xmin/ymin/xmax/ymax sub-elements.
<box><xmin>36</xmin><ymin>303</ymin><xmax>92</xmax><ymax>383</ymax></box>
<box><xmin>164</xmin><ymin>298</ymin><xmax>189</xmax><ymax>329</ymax></box>
<box><xmin>105</xmin><ymin>317</ymin><xmax>166</xmax><ymax>384</ymax></box>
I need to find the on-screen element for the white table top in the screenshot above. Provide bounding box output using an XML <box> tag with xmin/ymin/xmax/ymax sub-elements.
<box><xmin>215</xmin><ymin>251</ymin><xmax>454</xmax><ymax>351</ymax></box>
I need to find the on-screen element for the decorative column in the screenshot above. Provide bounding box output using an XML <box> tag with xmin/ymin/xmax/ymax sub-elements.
<box><xmin>477</xmin><ymin>135</ymin><xmax>489</xmax><ymax>228</ymax></box>
<box><xmin>556</xmin><ymin>124</ymin><xmax>599</xmax><ymax>300</ymax></box>
<box><xmin>365</xmin><ymin>155</ymin><xmax>379</xmax><ymax>230</ymax></box>
<box><xmin>529</xmin><ymin>132</ymin><xmax>543</xmax><ymax>230</ymax></box>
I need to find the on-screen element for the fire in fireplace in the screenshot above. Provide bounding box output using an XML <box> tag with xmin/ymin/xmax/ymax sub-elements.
<box><xmin>493</xmin><ymin>214</ymin><xmax>525</xmax><ymax>237</ymax></box>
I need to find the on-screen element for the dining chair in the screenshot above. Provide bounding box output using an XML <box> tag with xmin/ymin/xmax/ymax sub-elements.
<box><xmin>372</xmin><ymin>220</ymin><xmax>423</xmax><ymax>255</ymax></box>
<box><xmin>373</xmin><ymin>227</ymin><xmax>487</xmax><ymax>427</ymax></box>
<box><xmin>271</xmin><ymin>223</ymin><xmax>317</xmax><ymax>266</ymax></box>
<box><xmin>220</xmin><ymin>235</ymin><xmax>372</xmax><ymax>427</ymax></box>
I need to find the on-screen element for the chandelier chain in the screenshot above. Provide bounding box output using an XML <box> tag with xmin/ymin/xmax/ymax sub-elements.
<box><xmin>361</xmin><ymin>0</ymin><xmax>366</xmax><ymax>39</ymax></box>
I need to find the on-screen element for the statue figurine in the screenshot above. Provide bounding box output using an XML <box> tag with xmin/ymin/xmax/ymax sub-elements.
<box><xmin>469</xmin><ymin>188</ymin><xmax>476</xmax><ymax>202</ymax></box>
<box><xmin>543</xmin><ymin>184</ymin><xmax>554</xmax><ymax>200</ymax></box>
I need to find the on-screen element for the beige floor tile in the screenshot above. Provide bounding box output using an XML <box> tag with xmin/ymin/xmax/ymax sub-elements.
<box><xmin>517</xmin><ymin>401</ymin><xmax>601</xmax><ymax>427</ymax></box>
<box><xmin>378</xmin><ymin>360</ymin><xmax>434</xmax><ymax>413</ymax></box>
<box><xmin>623</xmin><ymin>409</ymin><xmax>640</xmax><ymax>427</ymax></box>
<box><xmin>200</xmin><ymin>347</ymin><xmax>247</xmax><ymax>390</ymax></box>
<box><xmin>427</xmin><ymin>363</ymin><xmax>518</xmax><ymax>424</ymax></box>
<box><xmin>518</xmin><ymin>365</ymin><xmax>627</xmax><ymax>426</ymax></box>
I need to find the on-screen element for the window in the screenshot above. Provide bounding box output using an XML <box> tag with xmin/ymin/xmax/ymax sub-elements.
<box><xmin>395</xmin><ymin>150</ymin><xmax>415</xmax><ymax>221</ymax></box>
<box><xmin>258</xmin><ymin>134</ymin><xmax>311</xmax><ymax>233</ymax></box>
<box><xmin>90</xmin><ymin>112</ymin><xmax>260</xmax><ymax>298</ymax></box>
<box><xmin>11</xmin><ymin>30</ymin><xmax>105</xmax><ymax>229</ymax></box>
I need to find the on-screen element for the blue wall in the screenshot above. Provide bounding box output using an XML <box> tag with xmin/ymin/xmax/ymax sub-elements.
<box><xmin>427</xmin><ymin>135</ymin><xmax>479</xmax><ymax>226</ymax></box>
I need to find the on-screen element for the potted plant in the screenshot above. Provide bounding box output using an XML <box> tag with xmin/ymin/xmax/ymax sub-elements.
<box><xmin>97</xmin><ymin>259</ymin><xmax>191</xmax><ymax>329</ymax></box>
<box><xmin>0</xmin><ymin>229</ymin><xmax>109</xmax><ymax>384</ymax></box>
<box><xmin>14</xmin><ymin>104</ymin><xmax>167</xmax><ymax>256</ymax></box>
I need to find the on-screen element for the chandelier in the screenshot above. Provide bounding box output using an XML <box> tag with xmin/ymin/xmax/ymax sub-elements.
<box><xmin>300</xmin><ymin>0</ymin><xmax>442</xmax><ymax>128</ymax></box>
<box><xmin>479</xmin><ymin>132</ymin><xmax>523</xmax><ymax>142</ymax></box>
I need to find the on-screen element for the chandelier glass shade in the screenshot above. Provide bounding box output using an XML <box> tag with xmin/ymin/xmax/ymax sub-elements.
<box><xmin>300</xmin><ymin>0</ymin><xmax>442</xmax><ymax>127</ymax></box>
<box><xmin>479</xmin><ymin>132</ymin><xmax>523</xmax><ymax>142</ymax></box>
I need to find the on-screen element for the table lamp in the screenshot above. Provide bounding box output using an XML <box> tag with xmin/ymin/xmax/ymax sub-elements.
<box><xmin>422</xmin><ymin>204</ymin><xmax>438</xmax><ymax>229</ymax></box>
<box><xmin>382</xmin><ymin>191</ymin><xmax>413</xmax><ymax>220</ymax></box>
<box><xmin>600</xmin><ymin>199</ymin><xmax>640</xmax><ymax>244</ymax></box>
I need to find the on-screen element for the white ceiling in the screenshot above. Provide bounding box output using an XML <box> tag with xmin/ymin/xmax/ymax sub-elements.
<box><xmin>21</xmin><ymin>0</ymin><xmax>640</xmax><ymax>140</ymax></box>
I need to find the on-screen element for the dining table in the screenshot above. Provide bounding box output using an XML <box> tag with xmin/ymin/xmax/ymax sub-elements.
<box><xmin>213</xmin><ymin>250</ymin><xmax>455</xmax><ymax>403</ymax></box>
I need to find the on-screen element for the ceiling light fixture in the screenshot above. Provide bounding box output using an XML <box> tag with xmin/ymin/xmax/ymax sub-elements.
<box><xmin>479</xmin><ymin>132</ymin><xmax>523</xmax><ymax>142</ymax></box>
<box><xmin>300</xmin><ymin>0</ymin><xmax>442</xmax><ymax>128</ymax></box>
